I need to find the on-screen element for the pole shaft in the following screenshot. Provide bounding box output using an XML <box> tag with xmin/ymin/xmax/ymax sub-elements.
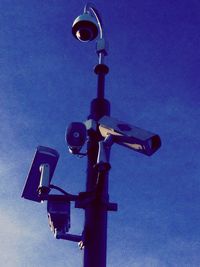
<box><xmin>97</xmin><ymin>73</ymin><xmax>105</xmax><ymax>99</ymax></box>
<box><xmin>83</xmin><ymin>64</ymin><xmax>110</xmax><ymax>267</ymax></box>
<box><xmin>83</xmin><ymin>143</ymin><xmax>108</xmax><ymax>267</ymax></box>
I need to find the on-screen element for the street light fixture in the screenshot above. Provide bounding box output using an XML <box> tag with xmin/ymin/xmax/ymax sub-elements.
<box><xmin>21</xmin><ymin>3</ymin><xmax>161</xmax><ymax>267</ymax></box>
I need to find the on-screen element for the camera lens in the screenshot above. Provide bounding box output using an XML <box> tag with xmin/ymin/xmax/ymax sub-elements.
<box><xmin>76</xmin><ymin>28</ymin><xmax>92</xmax><ymax>42</ymax></box>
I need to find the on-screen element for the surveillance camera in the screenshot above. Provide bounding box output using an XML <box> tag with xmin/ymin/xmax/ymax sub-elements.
<box><xmin>72</xmin><ymin>13</ymin><xmax>98</xmax><ymax>42</ymax></box>
<box><xmin>47</xmin><ymin>199</ymin><xmax>70</xmax><ymax>236</ymax></box>
<box><xmin>66</xmin><ymin>122</ymin><xmax>87</xmax><ymax>154</ymax></box>
<box><xmin>21</xmin><ymin>146</ymin><xmax>59</xmax><ymax>202</ymax></box>
<box><xmin>98</xmin><ymin>116</ymin><xmax>161</xmax><ymax>156</ymax></box>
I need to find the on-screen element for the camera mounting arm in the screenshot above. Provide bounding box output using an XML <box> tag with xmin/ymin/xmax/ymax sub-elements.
<box><xmin>84</xmin><ymin>3</ymin><xmax>103</xmax><ymax>39</ymax></box>
<box><xmin>84</xmin><ymin>3</ymin><xmax>108</xmax><ymax>64</ymax></box>
<box><xmin>95</xmin><ymin>134</ymin><xmax>113</xmax><ymax>172</ymax></box>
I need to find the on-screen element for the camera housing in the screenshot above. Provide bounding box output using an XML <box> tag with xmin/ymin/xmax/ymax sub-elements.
<box><xmin>72</xmin><ymin>13</ymin><xmax>98</xmax><ymax>42</ymax></box>
<box><xmin>21</xmin><ymin>146</ymin><xmax>59</xmax><ymax>202</ymax></box>
<box><xmin>98</xmin><ymin>116</ymin><xmax>161</xmax><ymax>156</ymax></box>
<box><xmin>66</xmin><ymin>122</ymin><xmax>87</xmax><ymax>154</ymax></box>
<box><xmin>47</xmin><ymin>199</ymin><xmax>71</xmax><ymax>236</ymax></box>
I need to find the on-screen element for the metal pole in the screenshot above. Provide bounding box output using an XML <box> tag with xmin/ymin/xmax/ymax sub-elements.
<box><xmin>83</xmin><ymin>63</ymin><xmax>110</xmax><ymax>267</ymax></box>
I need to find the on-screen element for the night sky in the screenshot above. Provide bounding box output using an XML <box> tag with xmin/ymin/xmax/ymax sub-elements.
<box><xmin>1</xmin><ymin>1</ymin><xmax>200</xmax><ymax>266</ymax></box>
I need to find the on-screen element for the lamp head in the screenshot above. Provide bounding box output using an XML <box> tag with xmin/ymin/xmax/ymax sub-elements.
<box><xmin>72</xmin><ymin>12</ymin><xmax>98</xmax><ymax>42</ymax></box>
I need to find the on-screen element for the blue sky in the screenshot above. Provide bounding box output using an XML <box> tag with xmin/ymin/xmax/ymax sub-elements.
<box><xmin>1</xmin><ymin>0</ymin><xmax>200</xmax><ymax>266</ymax></box>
